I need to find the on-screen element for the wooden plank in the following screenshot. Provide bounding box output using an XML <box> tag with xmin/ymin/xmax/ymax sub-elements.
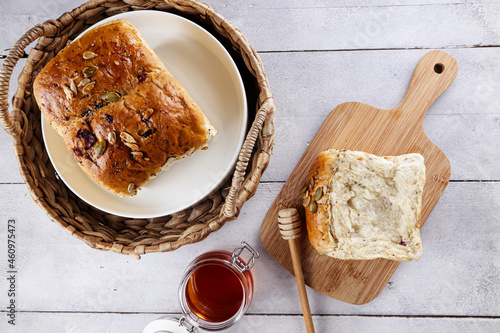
<box><xmin>0</xmin><ymin>181</ymin><xmax>498</xmax><ymax>315</ymax></box>
<box><xmin>2</xmin><ymin>2</ymin><xmax>500</xmax><ymax>55</ymax></box>
<box><xmin>1</xmin><ymin>0</ymin><xmax>486</xmax><ymax>18</ymax></box>
<box><xmin>0</xmin><ymin>312</ymin><xmax>499</xmax><ymax>333</ymax></box>
<box><xmin>214</xmin><ymin>2</ymin><xmax>500</xmax><ymax>52</ymax></box>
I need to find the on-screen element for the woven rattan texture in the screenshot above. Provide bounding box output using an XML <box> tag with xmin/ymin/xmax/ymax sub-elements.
<box><xmin>0</xmin><ymin>0</ymin><xmax>275</xmax><ymax>258</ymax></box>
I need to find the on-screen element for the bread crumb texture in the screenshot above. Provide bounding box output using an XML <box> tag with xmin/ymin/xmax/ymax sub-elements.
<box><xmin>313</xmin><ymin>149</ymin><xmax>425</xmax><ymax>261</ymax></box>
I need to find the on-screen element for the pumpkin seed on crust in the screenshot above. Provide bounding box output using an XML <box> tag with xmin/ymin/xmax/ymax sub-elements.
<box><xmin>103</xmin><ymin>92</ymin><xmax>120</xmax><ymax>103</ymax></box>
<box><xmin>94</xmin><ymin>140</ymin><xmax>107</xmax><ymax>156</ymax></box>
<box><xmin>303</xmin><ymin>195</ymin><xmax>311</xmax><ymax>207</ymax></box>
<box><xmin>83</xmin><ymin>51</ymin><xmax>97</xmax><ymax>60</ymax></box>
<box><xmin>124</xmin><ymin>142</ymin><xmax>140</xmax><ymax>151</ymax></box>
<box><xmin>82</xmin><ymin>81</ymin><xmax>95</xmax><ymax>95</ymax></box>
<box><xmin>309</xmin><ymin>200</ymin><xmax>318</xmax><ymax>214</ymax></box>
<box><xmin>62</xmin><ymin>84</ymin><xmax>73</xmax><ymax>100</ymax></box>
<box><xmin>314</xmin><ymin>186</ymin><xmax>323</xmax><ymax>201</ymax></box>
<box><xmin>301</xmin><ymin>187</ymin><xmax>309</xmax><ymax>199</ymax></box>
<box><xmin>69</xmin><ymin>79</ymin><xmax>77</xmax><ymax>95</ymax></box>
<box><xmin>108</xmin><ymin>132</ymin><xmax>116</xmax><ymax>145</ymax></box>
<box><xmin>120</xmin><ymin>132</ymin><xmax>136</xmax><ymax>143</ymax></box>
<box><xmin>83</xmin><ymin>65</ymin><xmax>98</xmax><ymax>77</ymax></box>
<box><xmin>78</xmin><ymin>78</ymin><xmax>91</xmax><ymax>87</ymax></box>
<box><xmin>307</xmin><ymin>177</ymin><xmax>314</xmax><ymax>190</ymax></box>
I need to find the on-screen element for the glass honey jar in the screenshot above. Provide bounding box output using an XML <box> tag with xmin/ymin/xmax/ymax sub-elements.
<box><xmin>143</xmin><ymin>242</ymin><xmax>259</xmax><ymax>333</ymax></box>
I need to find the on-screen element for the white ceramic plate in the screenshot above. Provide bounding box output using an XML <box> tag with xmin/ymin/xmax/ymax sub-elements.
<box><xmin>42</xmin><ymin>11</ymin><xmax>247</xmax><ymax>218</ymax></box>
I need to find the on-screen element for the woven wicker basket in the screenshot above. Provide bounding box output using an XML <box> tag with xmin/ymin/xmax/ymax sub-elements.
<box><xmin>0</xmin><ymin>0</ymin><xmax>275</xmax><ymax>258</ymax></box>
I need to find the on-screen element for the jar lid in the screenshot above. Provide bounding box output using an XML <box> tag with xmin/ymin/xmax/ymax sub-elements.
<box><xmin>143</xmin><ymin>316</ymin><xmax>196</xmax><ymax>333</ymax></box>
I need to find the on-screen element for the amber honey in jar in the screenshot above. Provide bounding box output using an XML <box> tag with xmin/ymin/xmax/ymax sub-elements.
<box><xmin>178</xmin><ymin>242</ymin><xmax>259</xmax><ymax>331</ymax></box>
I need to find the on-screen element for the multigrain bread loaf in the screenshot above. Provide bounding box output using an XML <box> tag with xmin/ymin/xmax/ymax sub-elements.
<box><xmin>303</xmin><ymin>149</ymin><xmax>425</xmax><ymax>261</ymax></box>
<box><xmin>34</xmin><ymin>19</ymin><xmax>216</xmax><ymax>196</ymax></box>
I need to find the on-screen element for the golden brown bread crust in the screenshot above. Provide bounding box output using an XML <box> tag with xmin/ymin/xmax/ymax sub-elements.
<box><xmin>34</xmin><ymin>19</ymin><xmax>215</xmax><ymax>196</ymax></box>
<box><xmin>34</xmin><ymin>20</ymin><xmax>165</xmax><ymax>135</ymax></box>
<box><xmin>304</xmin><ymin>150</ymin><xmax>339</xmax><ymax>255</ymax></box>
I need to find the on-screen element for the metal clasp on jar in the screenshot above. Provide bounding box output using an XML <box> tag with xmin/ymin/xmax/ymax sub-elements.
<box><xmin>178</xmin><ymin>316</ymin><xmax>196</xmax><ymax>333</ymax></box>
<box><xmin>231</xmin><ymin>242</ymin><xmax>260</xmax><ymax>272</ymax></box>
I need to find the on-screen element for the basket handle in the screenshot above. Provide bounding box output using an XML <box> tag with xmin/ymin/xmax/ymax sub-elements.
<box><xmin>0</xmin><ymin>23</ymin><xmax>57</xmax><ymax>137</ymax></box>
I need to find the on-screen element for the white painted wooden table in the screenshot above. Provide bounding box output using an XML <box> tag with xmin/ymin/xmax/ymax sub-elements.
<box><xmin>1</xmin><ymin>1</ymin><xmax>499</xmax><ymax>332</ymax></box>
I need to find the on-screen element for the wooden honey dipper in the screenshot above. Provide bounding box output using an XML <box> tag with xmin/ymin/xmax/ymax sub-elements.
<box><xmin>278</xmin><ymin>208</ymin><xmax>315</xmax><ymax>333</ymax></box>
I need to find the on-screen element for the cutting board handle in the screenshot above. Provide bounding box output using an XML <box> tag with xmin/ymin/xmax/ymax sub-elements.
<box><xmin>397</xmin><ymin>50</ymin><xmax>458</xmax><ymax>123</ymax></box>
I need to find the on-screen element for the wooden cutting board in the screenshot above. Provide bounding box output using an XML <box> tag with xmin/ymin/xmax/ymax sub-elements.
<box><xmin>260</xmin><ymin>50</ymin><xmax>458</xmax><ymax>305</ymax></box>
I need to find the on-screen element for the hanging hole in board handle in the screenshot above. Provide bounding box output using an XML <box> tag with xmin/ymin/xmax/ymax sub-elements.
<box><xmin>434</xmin><ymin>63</ymin><xmax>444</xmax><ymax>74</ymax></box>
